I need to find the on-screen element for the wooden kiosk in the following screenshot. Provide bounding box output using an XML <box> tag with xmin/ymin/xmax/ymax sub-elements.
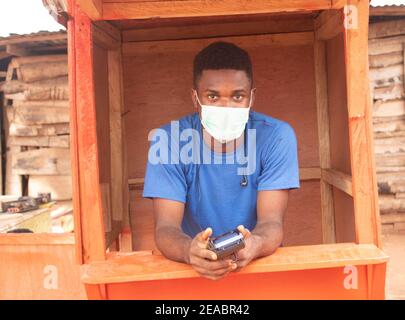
<box><xmin>66</xmin><ymin>0</ymin><xmax>388</xmax><ymax>299</ymax></box>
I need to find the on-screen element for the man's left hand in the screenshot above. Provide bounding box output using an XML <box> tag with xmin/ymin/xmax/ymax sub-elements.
<box><xmin>232</xmin><ymin>225</ymin><xmax>262</xmax><ymax>271</ymax></box>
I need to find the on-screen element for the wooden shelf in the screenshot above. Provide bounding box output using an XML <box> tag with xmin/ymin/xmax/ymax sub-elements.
<box><xmin>81</xmin><ymin>243</ymin><xmax>389</xmax><ymax>285</ymax></box>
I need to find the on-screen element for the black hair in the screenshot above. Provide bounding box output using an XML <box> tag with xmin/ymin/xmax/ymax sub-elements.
<box><xmin>193</xmin><ymin>41</ymin><xmax>253</xmax><ymax>89</ymax></box>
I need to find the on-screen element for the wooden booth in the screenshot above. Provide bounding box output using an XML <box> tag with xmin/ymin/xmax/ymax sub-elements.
<box><xmin>66</xmin><ymin>0</ymin><xmax>388</xmax><ymax>299</ymax></box>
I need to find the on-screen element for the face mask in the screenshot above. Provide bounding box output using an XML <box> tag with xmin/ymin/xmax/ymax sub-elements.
<box><xmin>194</xmin><ymin>90</ymin><xmax>252</xmax><ymax>144</ymax></box>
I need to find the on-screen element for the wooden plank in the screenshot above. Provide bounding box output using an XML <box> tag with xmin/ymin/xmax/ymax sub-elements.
<box><xmin>123</xmin><ymin>31</ymin><xmax>314</xmax><ymax>56</ymax></box>
<box><xmin>71</xmin><ymin>4</ymin><xmax>106</xmax><ymax>263</ymax></box>
<box><xmin>344</xmin><ymin>0</ymin><xmax>381</xmax><ymax>247</ymax></box>
<box><xmin>369</xmin><ymin>64</ymin><xmax>403</xmax><ymax>82</ymax></box>
<box><xmin>6</xmin><ymin>44</ymin><xmax>31</xmax><ymax>56</ymax></box>
<box><xmin>123</xmin><ymin>16</ymin><xmax>314</xmax><ymax>42</ymax></box>
<box><xmin>9</xmin><ymin>105</ymin><xmax>70</xmax><ymax>125</ymax></box>
<box><xmin>102</xmin><ymin>0</ymin><xmax>332</xmax><ymax>21</ymax></box>
<box><xmin>314</xmin><ymin>9</ymin><xmax>344</xmax><ymax>41</ymax></box>
<box><xmin>322</xmin><ymin>169</ymin><xmax>353</xmax><ymax>197</ymax></box>
<box><xmin>380</xmin><ymin>212</ymin><xmax>405</xmax><ymax>224</ymax></box>
<box><xmin>379</xmin><ymin>195</ymin><xmax>405</xmax><ymax>213</ymax></box>
<box><xmin>8</xmin><ymin>122</ymin><xmax>70</xmax><ymax>136</ymax></box>
<box><xmin>373</xmin><ymin>100</ymin><xmax>405</xmax><ymax>118</ymax></box>
<box><xmin>76</xmin><ymin>0</ymin><xmax>102</xmax><ymax>20</ymax></box>
<box><xmin>0</xmin><ymin>232</ymin><xmax>75</xmax><ymax>245</ymax></box>
<box><xmin>331</xmin><ymin>0</ymin><xmax>348</xmax><ymax>9</ymax></box>
<box><xmin>369</xmin><ymin>51</ymin><xmax>403</xmax><ymax>68</ymax></box>
<box><xmin>369</xmin><ymin>19</ymin><xmax>405</xmax><ymax>39</ymax></box>
<box><xmin>13</xmin><ymin>100</ymin><xmax>69</xmax><ymax>109</ymax></box>
<box><xmin>68</xmin><ymin>0</ymin><xmax>83</xmax><ymax>265</ymax></box>
<box><xmin>314</xmin><ymin>38</ymin><xmax>336</xmax><ymax>244</ymax></box>
<box><xmin>373</xmin><ymin>84</ymin><xmax>404</xmax><ymax>101</ymax></box>
<box><xmin>28</xmin><ymin>175</ymin><xmax>72</xmax><ymax>200</ymax></box>
<box><xmin>81</xmin><ymin>243</ymin><xmax>388</xmax><ymax>284</ymax></box>
<box><xmin>11</xmin><ymin>148</ymin><xmax>71</xmax><ymax>175</ymax></box>
<box><xmin>370</xmin><ymin>7</ymin><xmax>405</xmax><ymax>16</ymax></box>
<box><xmin>369</xmin><ymin>40</ymin><xmax>405</xmax><ymax>56</ymax></box>
<box><xmin>108</xmin><ymin>49</ymin><xmax>125</xmax><ymax>225</ymax></box>
<box><xmin>92</xmin><ymin>23</ymin><xmax>121</xmax><ymax>49</ymax></box>
<box><xmin>19</xmin><ymin>60</ymin><xmax>68</xmax><ymax>83</ymax></box>
<box><xmin>11</xmin><ymin>54</ymin><xmax>67</xmax><ymax>67</ymax></box>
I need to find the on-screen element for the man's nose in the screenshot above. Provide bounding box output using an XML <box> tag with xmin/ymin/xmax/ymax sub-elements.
<box><xmin>217</xmin><ymin>97</ymin><xmax>232</xmax><ymax>107</ymax></box>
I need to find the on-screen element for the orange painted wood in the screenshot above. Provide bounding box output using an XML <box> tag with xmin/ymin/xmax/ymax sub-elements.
<box><xmin>0</xmin><ymin>233</ymin><xmax>75</xmax><ymax>245</ymax></box>
<box><xmin>344</xmin><ymin>0</ymin><xmax>382</xmax><ymax>247</ymax></box>
<box><xmin>101</xmin><ymin>0</ymin><xmax>334</xmax><ymax>21</ymax></box>
<box><xmin>0</xmin><ymin>238</ymin><xmax>86</xmax><ymax>299</ymax></box>
<box><xmin>90</xmin><ymin>263</ymin><xmax>387</xmax><ymax>299</ymax></box>
<box><xmin>68</xmin><ymin>0</ymin><xmax>83</xmax><ymax>265</ymax></box>
<box><xmin>71</xmin><ymin>2</ymin><xmax>106</xmax><ymax>263</ymax></box>
<box><xmin>76</xmin><ymin>0</ymin><xmax>102</xmax><ymax>20</ymax></box>
<box><xmin>81</xmin><ymin>243</ymin><xmax>388</xmax><ymax>284</ymax></box>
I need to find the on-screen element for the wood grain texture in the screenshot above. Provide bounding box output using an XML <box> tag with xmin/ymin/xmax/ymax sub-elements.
<box><xmin>102</xmin><ymin>0</ymin><xmax>333</xmax><ymax>20</ymax></box>
<box><xmin>71</xmin><ymin>3</ymin><xmax>106</xmax><ymax>263</ymax></box>
<box><xmin>314</xmin><ymin>38</ymin><xmax>336</xmax><ymax>244</ymax></box>
<box><xmin>81</xmin><ymin>243</ymin><xmax>388</xmax><ymax>284</ymax></box>
<box><xmin>326</xmin><ymin>32</ymin><xmax>356</xmax><ymax>244</ymax></box>
<box><xmin>344</xmin><ymin>0</ymin><xmax>382</xmax><ymax>247</ymax></box>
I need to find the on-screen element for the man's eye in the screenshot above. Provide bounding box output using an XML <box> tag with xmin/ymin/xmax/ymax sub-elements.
<box><xmin>207</xmin><ymin>95</ymin><xmax>218</xmax><ymax>100</ymax></box>
<box><xmin>233</xmin><ymin>95</ymin><xmax>244</xmax><ymax>101</ymax></box>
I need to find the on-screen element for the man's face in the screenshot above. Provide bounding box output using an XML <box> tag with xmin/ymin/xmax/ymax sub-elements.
<box><xmin>192</xmin><ymin>69</ymin><xmax>255</xmax><ymax>115</ymax></box>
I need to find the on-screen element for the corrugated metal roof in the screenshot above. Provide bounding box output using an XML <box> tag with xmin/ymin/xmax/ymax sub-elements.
<box><xmin>371</xmin><ymin>0</ymin><xmax>405</xmax><ymax>7</ymax></box>
<box><xmin>0</xmin><ymin>30</ymin><xmax>67</xmax><ymax>59</ymax></box>
<box><xmin>0</xmin><ymin>30</ymin><xmax>66</xmax><ymax>44</ymax></box>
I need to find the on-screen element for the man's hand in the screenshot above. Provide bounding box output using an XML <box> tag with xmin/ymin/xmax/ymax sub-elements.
<box><xmin>232</xmin><ymin>225</ymin><xmax>262</xmax><ymax>271</ymax></box>
<box><xmin>186</xmin><ymin>227</ymin><xmax>237</xmax><ymax>280</ymax></box>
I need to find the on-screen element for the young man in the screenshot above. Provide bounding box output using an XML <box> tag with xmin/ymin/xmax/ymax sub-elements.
<box><xmin>143</xmin><ymin>41</ymin><xmax>300</xmax><ymax>280</ymax></box>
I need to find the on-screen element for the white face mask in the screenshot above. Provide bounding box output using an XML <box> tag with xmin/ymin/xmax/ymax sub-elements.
<box><xmin>194</xmin><ymin>90</ymin><xmax>252</xmax><ymax>144</ymax></box>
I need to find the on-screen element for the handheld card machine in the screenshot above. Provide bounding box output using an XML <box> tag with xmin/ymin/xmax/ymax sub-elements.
<box><xmin>208</xmin><ymin>229</ymin><xmax>246</xmax><ymax>260</ymax></box>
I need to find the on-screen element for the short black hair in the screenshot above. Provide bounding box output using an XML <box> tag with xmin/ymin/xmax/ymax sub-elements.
<box><xmin>193</xmin><ymin>41</ymin><xmax>253</xmax><ymax>89</ymax></box>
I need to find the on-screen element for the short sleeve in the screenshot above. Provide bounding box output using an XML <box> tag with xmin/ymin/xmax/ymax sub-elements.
<box><xmin>142</xmin><ymin>128</ymin><xmax>187</xmax><ymax>203</ymax></box>
<box><xmin>257</xmin><ymin>123</ymin><xmax>300</xmax><ymax>191</ymax></box>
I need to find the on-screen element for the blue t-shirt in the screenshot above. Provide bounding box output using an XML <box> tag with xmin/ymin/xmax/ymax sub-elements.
<box><xmin>142</xmin><ymin>111</ymin><xmax>300</xmax><ymax>238</ymax></box>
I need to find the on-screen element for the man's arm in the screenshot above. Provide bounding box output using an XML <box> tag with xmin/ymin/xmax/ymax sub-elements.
<box><xmin>234</xmin><ymin>189</ymin><xmax>289</xmax><ymax>269</ymax></box>
<box><xmin>152</xmin><ymin>198</ymin><xmax>191</xmax><ymax>263</ymax></box>
<box><xmin>153</xmin><ymin>198</ymin><xmax>237</xmax><ymax>280</ymax></box>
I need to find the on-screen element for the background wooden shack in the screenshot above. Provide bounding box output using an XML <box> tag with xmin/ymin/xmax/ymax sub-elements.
<box><xmin>0</xmin><ymin>31</ymin><xmax>74</xmax><ymax>233</ymax></box>
<box><xmin>369</xmin><ymin>4</ymin><xmax>405</xmax><ymax>233</ymax></box>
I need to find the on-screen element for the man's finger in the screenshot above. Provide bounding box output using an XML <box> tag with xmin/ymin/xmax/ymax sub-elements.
<box><xmin>198</xmin><ymin>227</ymin><xmax>213</xmax><ymax>241</ymax></box>
<box><xmin>192</xmin><ymin>248</ymin><xmax>218</xmax><ymax>261</ymax></box>
<box><xmin>237</xmin><ymin>225</ymin><xmax>251</xmax><ymax>239</ymax></box>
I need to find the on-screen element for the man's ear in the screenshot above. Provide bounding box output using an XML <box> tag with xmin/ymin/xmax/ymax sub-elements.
<box><xmin>250</xmin><ymin>87</ymin><xmax>257</xmax><ymax>109</ymax></box>
<box><xmin>190</xmin><ymin>88</ymin><xmax>198</xmax><ymax>110</ymax></box>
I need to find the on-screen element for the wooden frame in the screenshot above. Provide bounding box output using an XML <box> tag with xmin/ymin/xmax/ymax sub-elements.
<box><xmin>65</xmin><ymin>0</ymin><xmax>387</xmax><ymax>300</ymax></box>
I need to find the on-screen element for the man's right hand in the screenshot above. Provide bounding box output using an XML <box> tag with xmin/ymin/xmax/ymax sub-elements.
<box><xmin>185</xmin><ymin>227</ymin><xmax>237</xmax><ymax>280</ymax></box>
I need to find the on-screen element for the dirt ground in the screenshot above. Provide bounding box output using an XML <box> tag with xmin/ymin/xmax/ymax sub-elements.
<box><xmin>382</xmin><ymin>232</ymin><xmax>405</xmax><ymax>300</ymax></box>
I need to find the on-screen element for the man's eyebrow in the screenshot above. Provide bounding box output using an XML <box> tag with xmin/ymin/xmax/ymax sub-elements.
<box><xmin>204</xmin><ymin>89</ymin><xmax>220</xmax><ymax>93</ymax></box>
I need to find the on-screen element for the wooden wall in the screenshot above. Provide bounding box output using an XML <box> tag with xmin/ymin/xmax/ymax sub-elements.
<box><xmin>122</xmin><ymin>32</ymin><xmax>323</xmax><ymax>247</ymax></box>
<box><xmin>368</xmin><ymin>19</ymin><xmax>405</xmax><ymax>232</ymax></box>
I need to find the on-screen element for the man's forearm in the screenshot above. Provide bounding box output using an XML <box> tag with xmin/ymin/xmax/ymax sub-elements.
<box><xmin>155</xmin><ymin>226</ymin><xmax>193</xmax><ymax>264</ymax></box>
<box><xmin>250</xmin><ymin>220</ymin><xmax>283</xmax><ymax>259</ymax></box>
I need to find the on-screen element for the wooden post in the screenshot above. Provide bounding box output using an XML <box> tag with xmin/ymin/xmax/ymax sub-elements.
<box><xmin>108</xmin><ymin>49</ymin><xmax>132</xmax><ymax>250</ymax></box>
<box><xmin>69</xmin><ymin>0</ymin><xmax>106</xmax><ymax>263</ymax></box>
<box><xmin>314</xmin><ymin>38</ymin><xmax>336</xmax><ymax>244</ymax></box>
<box><xmin>344</xmin><ymin>0</ymin><xmax>382</xmax><ymax>247</ymax></box>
